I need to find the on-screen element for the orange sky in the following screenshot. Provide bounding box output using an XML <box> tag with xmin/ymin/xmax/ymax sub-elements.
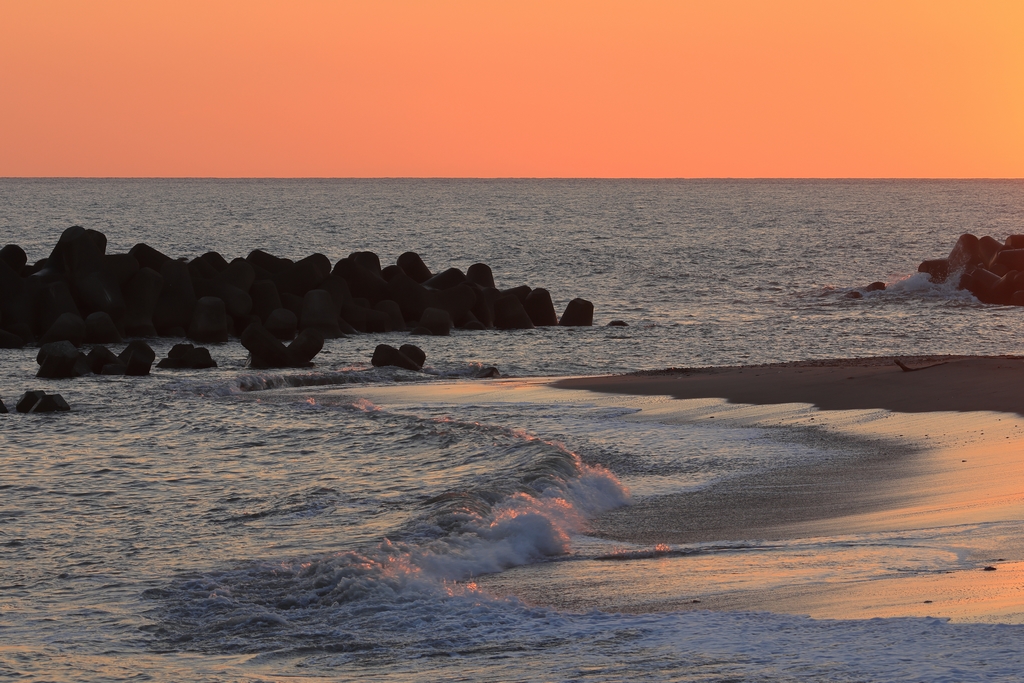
<box><xmin>1</xmin><ymin>1</ymin><xmax>1022</xmax><ymax>177</ymax></box>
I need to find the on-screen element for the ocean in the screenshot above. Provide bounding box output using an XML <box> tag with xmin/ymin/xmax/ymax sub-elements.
<box><xmin>2</xmin><ymin>179</ymin><xmax>1024</xmax><ymax>681</ymax></box>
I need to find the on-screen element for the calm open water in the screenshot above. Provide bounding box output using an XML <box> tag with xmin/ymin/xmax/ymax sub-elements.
<box><xmin>2</xmin><ymin>179</ymin><xmax>1024</xmax><ymax>682</ymax></box>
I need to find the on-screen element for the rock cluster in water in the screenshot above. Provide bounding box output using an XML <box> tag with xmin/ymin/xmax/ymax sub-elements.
<box><xmin>14</xmin><ymin>390</ymin><xmax>70</xmax><ymax>413</ymax></box>
<box><xmin>0</xmin><ymin>227</ymin><xmax>596</xmax><ymax>357</ymax></box>
<box><xmin>36</xmin><ymin>340</ymin><xmax>155</xmax><ymax>378</ymax></box>
<box><xmin>919</xmin><ymin>233</ymin><xmax>1024</xmax><ymax>304</ymax></box>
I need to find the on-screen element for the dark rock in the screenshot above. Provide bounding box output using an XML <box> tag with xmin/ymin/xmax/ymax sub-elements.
<box><xmin>118</xmin><ymin>340</ymin><xmax>156</xmax><ymax>375</ymax></box>
<box><xmin>188</xmin><ymin>296</ymin><xmax>229</xmax><ymax>343</ymax></box>
<box><xmin>337</xmin><ymin>317</ymin><xmax>358</xmax><ymax>335</ymax></box>
<box><xmin>844</xmin><ymin>291</ymin><xmax>863</xmax><ymax>299</ymax></box>
<box><xmin>460</xmin><ymin>319</ymin><xmax>487</xmax><ymax>330</ymax></box>
<box><xmin>16</xmin><ymin>390</ymin><xmax>46</xmax><ymax>412</ymax></box>
<box><xmin>959</xmin><ymin>267</ymin><xmax>1002</xmax><ymax>303</ymax></box>
<box><xmin>73</xmin><ymin>270</ymin><xmax>126</xmax><ymax>322</ymax></box>
<box><xmin>371</xmin><ymin>343</ymin><xmax>422</xmax><ymax>371</ymax></box>
<box><xmin>300</xmin><ymin>289</ymin><xmax>343</xmax><ymax>338</ymax></box>
<box><xmin>199</xmin><ymin>251</ymin><xmax>229</xmax><ymax>272</ymax></box>
<box><xmin>22</xmin><ymin>260</ymin><xmax>46</xmax><ymax>277</ymax></box>
<box><xmin>102</xmin><ymin>254</ymin><xmax>140</xmax><ymax>287</ymax></box>
<box><xmin>1006</xmin><ymin>235</ymin><xmax>1024</xmax><ymax>249</ymax></box>
<box><xmin>280</xmin><ymin>292</ymin><xmax>305</xmax><ymax>320</ymax></box>
<box><xmin>85</xmin><ymin>312</ymin><xmax>123</xmax><ymax>344</ymax></box>
<box><xmin>384</xmin><ymin>270</ymin><xmax>433</xmax><ymax>323</ymax></box>
<box><xmin>181</xmin><ymin>346</ymin><xmax>216</xmax><ymax>369</ymax></box>
<box><xmin>47</xmin><ymin>226</ymin><xmax>87</xmax><ymax>273</ymax></box>
<box><xmin>188</xmin><ymin>255</ymin><xmax>220</xmax><ymax>282</ymax></box>
<box><xmin>994</xmin><ymin>249</ymin><xmax>1024</xmax><ymax>272</ymax></box>
<box><xmin>87</xmin><ymin>345</ymin><xmax>122</xmax><ymax>374</ymax></box>
<box><xmin>61</xmin><ymin>229</ymin><xmax>124</xmax><ymax>323</ymax></box>
<box><xmin>381</xmin><ymin>264</ymin><xmax>403</xmax><ymax>281</ymax></box>
<box><xmin>398</xmin><ymin>344</ymin><xmax>426</xmax><ymax>368</ymax></box>
<box><xmin>363</xmin><ymin>308</ymin><xmax>392</xmax><ymax>333</ymax></box>
<box><xmin>559</xmin><ymin>298</ymin><xmax>594</xmax><ymax>326</ymax></box>
<box><xmin>233</xmin><ymin>314</ymin><xmax>260</xmax><ymax>337</ymax></box>
<box><xmin>466</xmin><ymin>263</ymin><xmax>495</xmax><ymax>289</ymax></box>
<box><xmin>864</xmin><ymin>281</ymin><xmax>886</xmax><ymax>292</ymax></box>
<box><xmin>918</xmin><ymin>259</ymin><xmax>950</xmax><ymax>283</ymax></box>
<box><xmin>397</xmin><ymin>252</ymin><xmax>432</xmax><ymax>283</ymax></box>
<box><xmin>493</xmin><ymin>295</ymin><xmax>535</xmax><ymax>330</ymax></box>
<box><xmin>193</xmin><ymin>279</ymin><xmax>252</xmax><ymax>317</ymax></box>
<box><xmin>409</xmin><ymin>326</ymin><xmax>432</xmax><ymax>335</ymax></box>
<box><xmin>100</xmin><ymin>363</ymin><xmax>127</xmax><ymax>375</ymax></box>
<box><xmin>35</xmin><ymin>280</ymin><xmax>81</xmax><ymax>336</ymax></box>
<box><xmin>979</xmin><ymin>236</ymin><xmax>1003</xmax><ymax>269</ymax></box>
<box><xmin>501</xmin><ymin>285</ymin><xmax>531</xmax><ymax>303</ymax></box>
<box><xmin>333</xmin><ymin>257</ymin><xmax>388</xmax><ymax>303</ymax></box>
<box><xmin>129</xmin><ymin>243</ymin><xmax>172</xmax><ymax>273</ymax></box>
<box><xmin>217</xmin><ymin>258</ymin><xmax>256</xmax><ymax>292</ymax></box>
<box><xmin>608</xmin><ymin>320</ymin><xmax>628</xmax><ymax>326</ymax></box>
<box><xmin>40</xmin><ymin>312</ymin><xmax>87</xmax><ymax>346</ymax></box>
<box><xmin>423</xmin><ymin>267</ymin><xmax>466</xmax><ymax>290</ymax></box>
<box><xmin>947</xmin><ymin>234</ymin><xmax>983</xmax><ymax>273</ymax></box>
<box><xmin>0</xmin><ymin>397</ymin><xmax>6</xmax><ymax>414</ymax></box>
<box><xmin>287</xmin><ymin>328</ymin><xmax>324</xmax><ymax>365</ymax></box>
<box><xmin>157</xmin><ymin>343</ymin><xmax>216</xmax><ymax>369</ymax></box>
<box><xmin>265</xmin><ymin>308</ymin><xmax>298</xmax><ymax>340</ymax></box>
<box><xmin>475</xmin><ymin>366</ymin><xmax>500</xmax><ymax>378</ymax></box>
<box><xmin>0</xmin><ymin>258</ymin><xmax>33</xmax><ymax>336</ymax></box>
<box><xmin>375</xmin><ymin>300</ymin><xmax>406</xmax><ymax>332</ymax></box>
<box><xmin>37</xmin><ymin>340</ymin><xmax>84</xmax><ymax>378</ymax></box>
<box><xmin>318</xmin><ymin>275</ymin><xmax>353</xmax><ymax>311</ymax></box>
<box><xmin>82</xmin><ymin>229</ymin><xmax>106</xmax><ymax>255</ymax></box>
<box><xmin>16</xmin><ymin>390</ymin><xmax>70</xmax><ymax>413</ymax></box>
<box><xmin>418</xmin><ymin>307</ymin><xmax>452</xmax><ymax>336</ymax></box>
<box><xmin>339</xmin><ymin>303</ymin><xmax>368</xmax><ymax>333</ymax></box>
<box><xmin>152</xmin><ymin>260</ymin><xmax>196</xmax><ymax>334</ymax></box>
<box><xmin>433</xmin><ymin>284</ymin><xmax>477</xmax><ymax>326</ymax></box>
<box><xmin>1</xmin><ymin>244</ymin><xmax>27</xmax><ymax>272</ymax></box>
<box><xmin>246</xmin><ymin>249</ymin><xmax>292</xmax><ymax>274</ymax></box>
<box><xmin>122</xmin><ymin>267</ymin><xmax>163</xmax><ymax>337</ymax></box>
<box><xmin>0</xmin><ymin>329</ymin><xmax>25</xmax><ymax>348</ymax></box>
<box><xmin>272</xmin><ymin>253</ymin><xmax>331</xmax><ymax>297</ymax></box>
<box><xmin>991</xmin><ymin>270</ymin><xmax>1019</xmax><ymax>304</ymax></box>
<box><xmin>250</xmin><ymin>280</ymin><xmax>283</xmax><ymax>322</ymax></box>
<box><xmin>523</xmin><ymin>288</ymin><xmax>558</xmax><ymax>326</ymax></box>
<box><xmin>242</xmin><ymin>322</ymin><xmax>293</xmax><ymax>368</ymax></box>
<box><xmin>470</xmin><ymin>286</ymin><xmax>500</xmax><ymax>328</ymax></box>
<box><xmin>349</xmin><ymin>251</ymin><xmax>382</xmax><ymax>276</ymax></box>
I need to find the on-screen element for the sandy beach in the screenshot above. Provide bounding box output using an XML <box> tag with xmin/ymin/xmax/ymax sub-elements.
<box><xmin>508</xmin><ymin>356</ymin><xmax>1024</xmax><ymax>622</ymax></box>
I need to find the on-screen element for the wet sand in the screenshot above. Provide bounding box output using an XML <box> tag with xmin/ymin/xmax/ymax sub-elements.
<box><xmin>554</xmin><ymin>355</ymin><xmax>1024</xmax><ymax>416</ymax></box>
<box><xmin>528</xmin><ymin>357</ymin><xmax>1024</xmax><ymax>622</ymax></box>
<box><xmin>329</xmin><ymin>367</ymin><xmax>1024</xmax><ymax>623</ymax></box>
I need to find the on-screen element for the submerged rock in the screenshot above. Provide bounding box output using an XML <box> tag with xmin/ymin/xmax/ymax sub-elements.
<box><xmin>157</xmin><ymin>343</ymin><xmax>217</xmax><ymax>369</ymax></box>
<box><xmin>16</xmin><ymin>390</ymin><xmax>70</xmax><ymax>413</ymax></box>
<box><xmin>559</xmin><ymin>298</ymin><xmax>594</xmax><ymax>327</ymax></box>
<box><xmin>118</xmin><ymin>340</ymin><xmax>156</xmax><ymax>376</ymax></box>
<box><xmin>371</xmin><ymin>343</ymin><xmax>423</xmax><ymax>372</ymax></box>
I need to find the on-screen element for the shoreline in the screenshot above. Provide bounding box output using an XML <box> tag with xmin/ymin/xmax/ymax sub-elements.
<box><xmin>553</xmin><ymin>355</ymin><xmax>1024</xmax><ymax>416</ymax></box>
<box><xmin>320</xmin><ymin>370</ymin><xmax>1024</xmax><ymax>622</ymax></box>
<box><xmin>533</xmin><ymin>358</ymin><xmax>1024</xmax><ymax>622</ymax></box>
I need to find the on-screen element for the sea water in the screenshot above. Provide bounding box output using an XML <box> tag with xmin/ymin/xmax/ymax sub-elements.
<box><xmin>2</xmin><ymin>179</ymin><xmax>1024</xmax><ymax>681</ymax></box>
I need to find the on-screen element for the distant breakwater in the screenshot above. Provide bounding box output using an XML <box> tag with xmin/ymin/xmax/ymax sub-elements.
<box><xmin>0</xmin><ymin>226</ymin><xmax>596</xmax><ymax>352</ymax></box>
<box><xmin>919</xmin><ymin>233</ymin><xmax>1024</xmax><ymax>305</ymax></box>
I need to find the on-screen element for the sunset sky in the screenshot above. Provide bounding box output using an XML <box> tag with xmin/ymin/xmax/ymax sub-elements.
<box><xmin>2</xmin><ymin>1</ymin><xmax>1022</xmax><ymax>178</ymax></box>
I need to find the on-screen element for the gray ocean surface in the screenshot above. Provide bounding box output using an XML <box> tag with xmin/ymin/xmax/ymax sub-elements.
<box><xmin>2</xmin><ymin>179</ymin><xmax>1024</xmax><ymax>682</ymax></box>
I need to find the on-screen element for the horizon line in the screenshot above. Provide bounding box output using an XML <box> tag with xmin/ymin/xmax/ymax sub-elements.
<box><xmin>3</xmin><ymin>176</ymin><xmax>1023</xmax><ymax>181</ymax></box>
